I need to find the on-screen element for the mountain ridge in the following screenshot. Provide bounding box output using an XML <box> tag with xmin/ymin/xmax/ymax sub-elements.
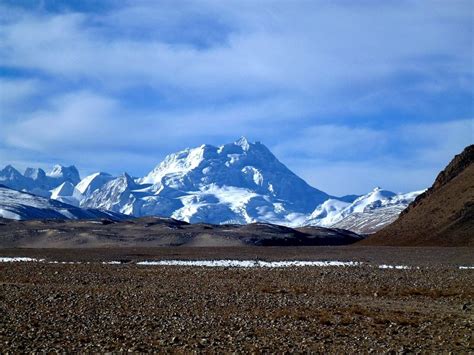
<box><xmin>0</xmin><ymin>184</ymin><xmax>127</xmax><ymax>221</ymax></box>
<box><xmin>0</xmin><ymin>138</ymin><xmax>422</xmax><ymax>232</ymax></box>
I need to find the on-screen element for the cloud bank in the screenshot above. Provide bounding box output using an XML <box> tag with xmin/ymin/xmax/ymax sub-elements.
<box><xmin>0</xmin><ymin>0</ymin><xmax>472</xmax><ymax>195</ymax></box>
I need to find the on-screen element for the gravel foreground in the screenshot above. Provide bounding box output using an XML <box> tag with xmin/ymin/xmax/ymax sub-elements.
<box><xmin>1</xmin><ymin>248</ymin><xmax>473</xmax><ymax>353</ymax></box>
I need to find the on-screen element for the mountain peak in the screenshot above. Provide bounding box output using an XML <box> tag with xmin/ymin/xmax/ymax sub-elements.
<box><xmin>24</xmin><ymin>167</ymin><xmax>46</xmax><ymax>180</ymax></box>
<box><xmin>135</xmin><ymin>137</ymin><xmax>331</xmax><ymax>220</ymax></box>
<box><xmin>1</xmin><ymin>165</ymin><xmax>19</xmax><ymax>173</ymax></box>
<box><xmin>362</xmin><ymin>187</ymin><xmax>396</xmax><ymax>200</ymax></box>
<box><xmin>234</xmin><ymin>136</ymin><xmax>250</xmax><ymax>150</ymax></box>
<box><xmin>120</xmin><ymin>172</ymin><xmax>138</xmax><ymax>188</ymax></box>
<box><xmin>47</xmin><ymin>165</ymin><xmax>81</xmax><ymax>184</ymax></box>
<box><xmin>0</xmin><ymin>165</ymin><xmax>24</xmax><ymax>179</ymax></box>
<box><xmin>0</xmin><ymin>165</ymin><xmax>39</xmax><ymax>192</ymax></box>
<box><xmin>48</xmin><ymin>164</ymin><xmax>77</xmax><ymax>176</ymax></box>
<box><xmin>76</xmin><ymin>172</ymin><xmax>113</xmax><ymax>196</ymax></box>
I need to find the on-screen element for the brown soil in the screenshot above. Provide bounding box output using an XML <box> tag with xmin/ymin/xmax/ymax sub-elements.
<box><xmin>364</xmin><ymin>145</ymin><xmax>474</xmax><ymax>246</ymax></box>
<box><xmin>0</xmin><ymin>247</ymin><xmax>473</xmax><ymax>353</ymax></box>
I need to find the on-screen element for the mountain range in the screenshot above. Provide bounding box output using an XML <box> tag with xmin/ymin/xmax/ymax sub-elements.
<box><xmin>0</xmin><ymin>137</ymin><xmax>422</xmax><ymax>233</ymax></box>
<box><xmin>0</xmin><ymin>184</ymin><xmax>126</xmax><ymax>221</ymax></box>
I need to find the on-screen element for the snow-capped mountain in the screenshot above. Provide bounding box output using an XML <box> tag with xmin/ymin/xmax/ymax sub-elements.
<box><xmin>0</xmin><ymin>138</ymin><xmax>424</xmax><ymax>231</ymax></box>
<box><xmin>139</xmin><ymin>137</ymin><xmax>328</xmax><ymax>210</ymax></box>
<box><xmin>81</xmin><ymin>173</ymin><xmax>143</xmax><ymax>216</ymax></box>
<box><xmin>81</xmin><ymin>138</ymin><xmax>331</xmax><ymax>224</ymax></box>
<box><xmin>47</xmin><ymin>165</ymin><xmax>81</xmax><ymax>186</ymax></box>
<box><xmin>0</xmin><ymin>164</ymin><xmax>81</xmax><ymax>198</ymax></box>
<box><xmin>0</xmin><ymin>185</ymin><xmax>126</xmax><ymax>221</ymax></box>
<box><xmin>0</xmin><ymin>165</ymin><xmax>33</xmax><ymax>192</ymax></box>
<box><xmin>76</xmin><ymin>172</ymin><xmax>113</xmax><ymax>197</ymax></box>
<box><xmin>306</xmin><ymin>187</ymin><xmax>424</xmax><ymax>233</ymax></box>
<box><xmin>50</xmin><ymin>182</ymin><xmax>83</xmax><ymax>206</ymax></box>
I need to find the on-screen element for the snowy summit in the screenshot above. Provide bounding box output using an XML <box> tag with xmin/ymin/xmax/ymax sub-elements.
<box><xmin>0</xmin><ymin>138</ymin><xmax>422</xmax><ymax>232</ymax></box>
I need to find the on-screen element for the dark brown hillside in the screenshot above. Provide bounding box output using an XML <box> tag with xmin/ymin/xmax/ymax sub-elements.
<box><xmin>362</xmin><ymin>145</ymin><xmax>474</xmax><ymax>246</ymax></box>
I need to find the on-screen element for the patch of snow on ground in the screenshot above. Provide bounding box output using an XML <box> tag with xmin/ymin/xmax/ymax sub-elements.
<box><xmin>0</xmin><ymin>257</ymin><xmax>470</xmax><ymax>270</ymax></box>
<box><xmin>0</xmin><ymin>257</ymin><xmax>41</xmax><ymax>262</ymax></box>
<box><xmin>378</xmin><ymin>264</ymin><xmax>414</xmax><ymax>270</ymax></box>
<box><xmin>0</xmin><ymin>208</ymin><xmax>21</xmax><ymax>220</ymax></box>
<box><xmin>136</xmin><ymin>260</ymin><xmax>360</xmax><ymax>268</ymax></box>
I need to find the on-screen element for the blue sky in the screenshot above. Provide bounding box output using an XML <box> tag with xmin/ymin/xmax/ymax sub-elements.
<box><xmin>0</xmin><ymin>0</ymin><xmax>472</xmax><ymax>195</ymax></box>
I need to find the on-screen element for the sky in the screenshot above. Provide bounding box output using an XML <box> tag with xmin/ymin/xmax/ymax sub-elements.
<box><xmin>0</xmin><ymin>0</ymin><xmax>473</xmax><ymax>196</ymax></box>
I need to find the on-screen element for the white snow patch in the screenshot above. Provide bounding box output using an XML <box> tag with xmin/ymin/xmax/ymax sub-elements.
<box><xmin>378</xmin><ymin>264</ymin><xmax>414</xmax><ymax>270</ymax></box>
<box><xmin>459</xmin><ymin>266</ymin><xmax>474</xmax><ymax>270</ymax></box>
<box><xmin>0</xmin><ymin>208</ymin><xmax>21</xmax><ymax>220</ymax></box>
<box><xmin>136</xmin><ymin>260</ymin><xmax>360</xmax><ymax>268</ymax></box>
<box><xmin>0</xmin><ymin>257</ymin><xmax>42</xmax><ymax>262</ymax></box>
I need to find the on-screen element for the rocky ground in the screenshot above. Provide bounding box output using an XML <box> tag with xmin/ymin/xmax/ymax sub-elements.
<box><xmin>1</xmin><ymin>247</ymin><xmax>473</xmax><ymax>352</ymax></box>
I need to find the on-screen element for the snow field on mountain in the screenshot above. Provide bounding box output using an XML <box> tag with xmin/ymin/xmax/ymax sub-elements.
<box><xmin>0</xmin><ymin>138</ymin><xmax>423</xmax><ymax>231</ymax></box>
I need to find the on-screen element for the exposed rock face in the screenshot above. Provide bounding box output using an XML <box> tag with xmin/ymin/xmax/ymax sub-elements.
<box><xmin>364</xmin><ymin>145</ymin><xmax>474</xmax><ymax>246</ymax></box>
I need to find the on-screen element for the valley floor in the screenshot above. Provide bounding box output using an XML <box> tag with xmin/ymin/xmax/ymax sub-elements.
<box><xmin>1</xmin><ymin>246</ymin><xmax>473</xmax><ymax>352</ymax></box>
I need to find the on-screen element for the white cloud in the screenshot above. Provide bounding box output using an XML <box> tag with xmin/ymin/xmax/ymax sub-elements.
<box><xmin>0</xmin><ymin>78</ymin><xmax>39</xmax><ymax>109</ymax></box>
<box><xmin>1</xmin><ymin>1</ymin><xmax>471</xmax><ymax>101</ymax></box>
<box><xmin>0</xmin><ymin>78</ymin><xmax>41</xmax><ymax>125</ymax></box>
<box><xmin>4</xmin><ymin>91</ymin><xmax>120</xmax><ymax>150</ymax></box>
<box><xmin>3</xmin><ymin>90</ymin><xmax>303</xmax><ymax>153</ymax></box>
<box><xmin>0</xmin><ymin>1</ymin><xmax>472</xmax><ymax>194</ymax></box>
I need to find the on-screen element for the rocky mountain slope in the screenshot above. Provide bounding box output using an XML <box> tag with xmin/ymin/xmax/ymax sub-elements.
<box><xmin>364</xmin><ymin>145</ymin><xmax>474</xmax><ymax>246</ymax></box>
<box><xmin>0</xmin><ymin>138</ymin><xmax>421</xmax><ymax>231</ymax></box>
<box><xmin>0</xmin><ymin>185</ymin><xmax>126</xmax><ymax>221</ymax></box>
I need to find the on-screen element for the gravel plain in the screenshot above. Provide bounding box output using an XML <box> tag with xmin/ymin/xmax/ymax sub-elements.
<box><xmin>1</xmin><ymin>247</ymin><xmax>473</xmax><ymax>353</ymax></box>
